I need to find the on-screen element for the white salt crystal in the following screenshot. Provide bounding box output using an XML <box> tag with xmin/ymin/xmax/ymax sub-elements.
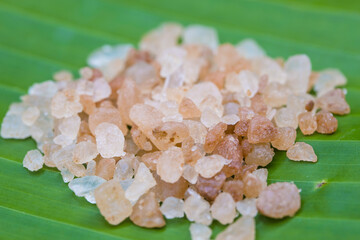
<box><xmin>210</xmin><ymin>192</ymin><xmax>236</xmax><ymax>224</ymax></box>
<box><xmin>190</xmin><ymin>223</ymin><xmax>212</xmax><ymax>240</ymax></box>
<box><xmin>23</xmin><ymin>149</ymin><xmax>44</xmax><ymax>171</ymax></box>
<box><xmin>29</xmin><ymin>80</ymin><xmax>58</xmax><ymax>98</ymax></box>
<box><xmin>158</xmin><ymin>47</ymin><xmax>186</xmax><ymax>78</ymax></box>
<box><xmin>183</xmin><ymin>120</ymin><xmax>208</xmax><ymax>144</ymax></box>
<box><xmin>68</xmin><ymin>176</ymin><xmax>106</xmax><ymax>204</ymax></box>
<box><xmin>195</xmin><ymin>155</ymin><xmax>230</xmax><ymax>178</ymax></box>
<box><xmin>215</xmin><ymin>216</ymin><xmax>255</xmax><ymax>240</ymax></box>
<box><xmin>73</xmin><ymin>141</ymin><xmax>98</xmax><ymax>164</ymax></box>
<box><xmin>119</xmin><ymin>178</ymin><xmax>134</xmax><ymax>191</ymax></box>
<box><xmin>183</xmin><ymin>164</ymin><xmax>198</xmax><ymax>184</ymax></box>
<box><xmin>225</xmin><ymin>70</ymin><xmax>259</xmax><ymax>98</ymax></box>
<box><xmin>95</xmin><ymin>122</ymin><xmax>125</xmax><ymax>158</ymax></box>
<box><xmin>252</xmin><ymin>57</ymin><xmax>287</xmax><ymax>84</ymax></box>
<box><xmin>160</xmin><ymin>197</ymin><xmax>184</xmax><ymax>219</ymax></box>
<box><xmin>1</xmin><ymin>104</ymin><xmax>31</xmax><ymax>139</ymax></box>
<box><xmin>85</xmin><ymin>160</ymin><xmax>96</xmax><ymax>176</ymax></box>
<box><xmin>114</xmin><ymin>154</ymin><xmax>135</xmax><ymax>180</ymax></box>
<box><xmin>314</xmin><ymin>69</ymin><xmax>347</xmax><ymax>96</ymax></box>
<box><xmin>93</xmin><ymin>78</ymin><xmax>111</xmax><ymax>102</ymax></box>
<box><xmin>87</xmin><ymin>44</ymin><xmax>133</xmax><ymax>68</ymax></box>
<box><xmin>61</xmin><ymin>169</ymin><xmax>74</xmax><ymax>183</ymax></box>
<box><xmin>236</xmin><ymin>39</ymin><xmax>266</xmax><ymax>59</ymax></box>
<box><xmin>200</xmin><ymin>108</ymin><xmax>221</xmax><ymax>129</ymax></box>
<box><xmin>236</xmin><ymin>198</ymin><xmax>258</xmax><ymax>217</ymax></box>
<box><xmin>285</xmin><ymin>54</ymin><xmax>311</xmax><ymax>94</ymax></box>
<box><xmin>21</xmin><ymin>106</ymin><xmax>40</xmax><ymax>126</ymax></box>
<box><xmin>221</xmin><ymin>114</ymin><xmax>240</xmax><ymax>125</ymax></box>
<box><xmin>76</xmin><ymin>79</ymin><xmax>94</xmax><ymax>96</ymax></box>
<box><xmin>184</xmin><ymin>194</ymin><xmax>212</xmax><ymax>226</ymax></box>
<box><xmin>183</xmin><ymin>25</ymin><xmax>218</xmax><ymax>52</ymax></box>
<box><xmin>58</xmin><ymin>115</ymin><xmax>81</xmax><ymax>140</ymax></box>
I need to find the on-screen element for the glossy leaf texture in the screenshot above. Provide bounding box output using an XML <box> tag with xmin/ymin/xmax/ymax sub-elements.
<box><xmin>0</xmin><ymin>0</ymin><xmax>359</xmax><ymax>239</ymax></box>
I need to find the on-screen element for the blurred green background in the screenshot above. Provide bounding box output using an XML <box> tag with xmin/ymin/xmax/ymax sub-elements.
<box><xmin>0</xmin><ymin>0</ymin><xmax>359</xmax><ymax>239</ymax></box>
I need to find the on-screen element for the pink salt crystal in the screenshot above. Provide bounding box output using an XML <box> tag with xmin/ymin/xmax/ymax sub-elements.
<box><xmin>130</xmin><ymin>126</ymin><xmax>153</xmax><ymax>151</ymax></box>
<box><xmin>129</xmin><ymin>104</ymin><xmax>164</xmax><ymax>134</ymax></box>
<box><xmin>140</xmin><ymin>151</ymin><xmax>161</xmax><ymax>171</ymax></box>
<box><xmin>316</xmin><ymin>110</ymin><xmax>338</xmax><ymax>134</ymax></box>
<box><xmin>243</xmin><ymin>168</ymin><xmax>268</xmax><ymax>198</ymax></box>
<box><xmin>186</xmin><ymin>82</ymin><xmax>222</xmax><ymax>109</ymax></box>
<box><xmin>286</xmin><ymin>142</ymin><xmax>317</xmax><ymax>162</ymax></box>
<box><xmin>184</xmin><ymin>192</ymin><xmax>212</xmax><ymax>226</ymax></box>
<box><xmin>53</xmin><ymin>70</ymin><xmax>73</xmax><ymax>82</ymax></box>
<box><xmin>79</xmin><ymin>66</ymin><xmax>93</xmax><ymax>80</ymax></box>
<box><xmin>51</xmin><ymin>89</ymin><xmax>83</xmax><ymax>119</ymax></box>
<box><xmin>95</xmin><ymin>158</ymin><xmax>116</xmax><ymax>180</ymax></box>
<box><xmin>152</xmin><ymin>121</ymin><xmax>189</xmax><ymax>150</ymax></box>
<box><xmin>245</xmin><ymin>143</ymin><xmax>274</xmax><ymax>167</ymax></box>
<box><xmin>210</xmin><ymin>192</ymin><xmax>236</xmax><ymax>224</ymax></box>
<box><xmin>117</xmin><ymin>78</ymin><xmax>142</xmax><ymax>125</ymax></box>
<box><xmin>21</xmin><ymin>106</ymin><xmax>40</xmax><ymax>126</ymax></box>
<box><xmin>200</xmin><ymin>108</ymin><xmax>221</xmax><ymax>128</ymax></box>
<box><xmin>222</xmin><ymin>180</ymin><xmax>244</xmax><ymax>202</ymax></box>
<box><xmin>114</xmin><ymin>154</ymin><xmax>135</xmax><ymax>180</ymax></box>
<box><xmin>257</xmin><ymin>182</ymin><xmax>301</xmax><ymax>219</ymax></box>
<box><xmin>195</xmin><ymin>172</ymin><xmax>226</xmax><ymax>201</ymax></box>
<box><xmin>160</xmin><ymin>196</ymin><xmax>185</xmax><ymax>219</ymax></box>
<box><xmin>274</xmin><ymin>107</ymin><xmax>298</xmax><ymax>129</ymax></box>
<box><xmin>183</xmin><ymin>120</ymin><xmax>208</xmax><ymax>144</ymax></box>
<box><xmin>183</xmin><ymin>164</ymin><xmax>199</xmax><ymax>184</ymax></box>
<box><xmin>263</xmin><ymin>82</ymin><xmax>290</xmax><ymax>107</ymax></box>
<box><xmin>215</xmin><ymin>216</ymin><xmax>255</xmax><ymax>240</ymax></box>
<box><xmin>23</xmin><ymin>149</ymin><xmax>44</xmax><ymax>171</ymax></box>
<box><xmin>179</xmin><ymin>97</ymin><xmax>202</xmax><ymax>119</ymax></box>
<box><xmin>73</xmin><ymin>141</ymin><xmax>98</xmax><ymax>164</ymax></box>
<box><xmin>95</xmin><ymin>122</ymin><xmax>125</xmax><ymax>158</ymax></box>
<box><xmin>125</xmin><ymin>61</ymin><xmax>159</xmax><ymax>93</ymax></box>
<box><xmin>204</xmin><ymin>122</ymin><xmax>227</xmax><ymax>153</ymax></box>
<box><xmin>153</xmin><ymin>175</ymin><xmax>189</xmax><ymax>201</ymax></box>
<box><xmin>221</xmin><ymin>114</ymin><xmax>240</xmax><ymax>125</ymax></box>
<box><xmin>298</xmin><ymin>112</ymin><xmax>317</xmax><ymax>135</ymax></box>
<box><xmin>190</xmin><ymin>223</ymin><xmax>212</xmax><ymax>240</ymax></box>
<box><xmin>80</xmin><ymin>95</ymin><xmax>96</xmax><ymax>115</ymax></box>
<box><xmin>225</xmin><ymin>70</ymin><xmax>259</xmax><ymax>98</ymax></box>
<box><xmin>252</xmin><ymin>57</ymin><xmax>286</xmax><ymax>84</ymax></box>
<box><xmin>285</xmin><ymin>54</ymin><xmax>311</xmax><ymax>94</ymax></box>
<box><xmin>183</xmin><ymin>25</ymin><xmax>218</xmax><ymax>52</ymax></box>
<box><xmin>236</xmin><ymin>198</ymin><xmax>258</xmax><ymax>217</ymax></box>
<box><xmin>76</xmin><ymin>79</ymin><xmax>94</xmax><ymax>96</ymax></box>
<box><xmin>156</xmin><ymin>146</ymin><xmax>184</xmax><ymax>183</ymax></box>
<box><xmin>271</xmin><ymin>127</ymin><xmax>296</xmax><ymax>150</ymax></box>
<box><xmin>316</xmin><ymin>89</ymin><xmax>350</xmax><ymax>115</ymax></box>
<box><xmin>195</xmin><ymin>155</ymin><xmax>229</xmax><ymax>178</ymax></box>
<box><xmin>88</xmin><ymin>106</ymin><xmax>127</xmax><ymax>136</ymax></box>
<box><xmin>130</xmin><ymin>191</ymin><xmax>165</xmax><ymax>228</ymax></box>
<box><xmin>94</xmin><ymin>179</ymin><xmax>133</xmax><ymax>225</ymax></box>
<box><xmin>314</xmin><ymin>69</ymin><xmax>347</xmax><ymax>96</ymax></box>
<box><xmin>58</xmin><ymin>115</ymin><xmax>81</xmax><ymax>140</ymax></box>
<box><xmin>247</xmin><ymin>115</ymin><xmax>276</xmax><ymax>144</ymax></box>
<box><xmin>125</xmin><ymin>163</ymin><xmax>156</xmax><ymax>203</ymax></box>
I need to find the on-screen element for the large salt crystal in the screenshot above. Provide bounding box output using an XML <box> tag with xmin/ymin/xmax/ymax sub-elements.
<box><xmin>225</xmin><ymin>70</ymin><xmax>259</xmax><ymax>98</ymax></box>
<box><xmin>94</xmin><ymin>179</ymin><xmax>133</xmax><ymax>225</ymax></box>
<box><xmin>29</xmin><ymin>80</ymin><xmax>58</xmax><ymax>98</ymax></box>
<box><xmin>195</xmin><ymin>155</ymin><xmax>229</xmax><ymax>178</ymax></box>
<box><xmin>89</xmin><ymin>106</ymin><xmax>127</xmax><ymax>135</ymax></box>
<box><xmin>210</xmin><ymin>192</ymin><xmax>236</xmax><ymax>224</ymax></box>
<box><xmin>286</xmin><ymin>142</ymin><xmax>317</xmax><ymax>162</ymax></box>
<box><xmin>186</xmin><ymin>82</ymin><xmax>222</xmax><ymax>110</ymax></box>
<box><xmin>183</xmin><ymin>25</ymin><xmax>218</xmax><ymax>52</ymax></box>
<box><xmin>252</xmin><ymin>57</ymin><xmax>287</xmax><ymax>84</ymax></box>
<box><xmin>287</xmin><ymin>94</ymin><xmax>315</xmax><ymax>116</ymax></box>
<box><xmin>190</xmin><ymin>223</ymin><xmax>212</xmax><ymax>240</ymax></box>
<box><xmin>200</xmin><ymin>108</ymin><xmax>221</xmax><ymax>128</ymax></box>
<box><xmin>93</xmin><ymin>78</ymin><xmax>111</xmax><ymax>102</ymax></box>
<box><xmin>160</xmin><ymin>197</ymin><xmax>184</xmax><ymax>219</ymax></box>
<box><xmin>58</xmin><ymin>114</ymin><xmax>81</xmax><ymax>140</ymax></box>
<box><xmin>23</xmin><ymin>149</ymin><xmax>44</xmax><ymax>171</ymax></box>
<box><xmin>85</xmin><ymin>160</ymin><xmax>96</xmax><ymax>176</ymax></box>
<box><xmin>183</xmin><ymin>120</ymin><xmax>208</xmax><ymax>144</ymax></box>
<box><xmin>158</xmin><ymin>47</ymin><xmax>187</xmax><ymax>79</ymax></box>
<box><xmin>236</xmin><ymin>198</ymin><xmax>258</xmax><ymax>217</ymax></box>
<box><xmin>1</xmin><ymin>104</ymin><xmax>31</xmax><ymax>139</ymax></box>
<box><xmin>140</xmin><ymin>23</ymin><xmax>183</xmax><ymax>56</ymax></box>
<box><xmin>73</xmin><ymin>141</ymin><xmax>98</xmax><ymax>164</ymax></box>
<box><xmin>221</xmin><ymin>114</ymin><xmax>240</xmax><ymax>125</ymax></box>
<box><xmin>285</xmin><ymin>54</ymin><xmax>311</xmax><ymax>94</ymax></box>
<box><xmin>314</xmin><ymin>69</ymin><xmax>347</xmax><ymax>96</ymax></box>
<box><xmin>236</xmin><ymin>39</ymin><xmax>266</xmax><ymax>59</ymax></box>
<box><xmin>215</xmin><ymin>216</ymin><xmax>255</xmax><ymax>240</ymax></box>
<box><xmin>76</xmin><ymin>79</ymin><xmax>94</xmax><ymax>96</ymax></box>
<box><xmin>53</xmin><ymin>134</ymin><xmax>74</xmax><ymax>147</ymax></box>
<box><xmin>68</xmin><ymin>176</ymin><xmax>106</xmax><ymax>204</ymax></box>
<box><xmin>125</xmin><ymin>163</ymin><xmax>156</xmax><ymax>204</ymax></box>
<box><xmin>87</xmin><ymin>44</ymin><xmax>133</xmax><ymax>68</ymax></box>
<box><xmin>51</xmin><ymin>89</ymin><xmax>83</xmax><ymax>119</ymax></box>
<box><xmin>95</xmin><ymin>122</ymin><xmax>125</xmax><ymax>158</ymax></box>
<box><xmin>183</xmin><ymin>164</ymin><xmax>199</xmax><ymax>184</ymax></box>
<box><xmin>243</xmin><ymin>168</ymin><xmax>268</xmax><ymax>198</ymax></box>
<box><xmin>274</xmin><ymin>107</ymin><xmax>298</xmax><ymax>129</ymax></box>
<box><xmin>21</xmin><ymin>106</ymin><xmax>40</xmax><ymax>126</ymax></box>
<box><xmin>157</xmin><ymin>146</ymin><xmax>184</xmax><ymax>183</ymax></box>
<box><xmin>126</xmin><ymin>61</ymin><xmax>159</xmax><ymax>93</ymax></box>
<box><xmin>184</xmin><ymin>193</ymin><xmax>212</xmax><ymax>225</ymax></box>
<box><xmin>129</xmin><ymin>104</ymin><xmax>164</xmax><ymax>134</ymax></box>
<box><xmin>114</xmin><ymin>154</ymin><xmax>135</xmax><ymax>180</ymax></box>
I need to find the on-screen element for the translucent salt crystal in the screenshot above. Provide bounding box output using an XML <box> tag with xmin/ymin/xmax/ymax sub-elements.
<box><xmin>114</xmin><ymin>154</ymin><xmax>135</xmax><ymax>180</ymax></box>
<box><xmin>79</xmin><ymin>66</ymin><xmax>93</xmax><ymax>80</ymax></box>
<box><xmin>125</xmin><ymin>163</ymin><xmax>156</xmax><ymax>204</ymax></box>
<box><xmin>157</xmin><ymin>146</ymin><xmax>184</xmax><ymax>183</ymax></box>
<box><xmin>29</xmin><ymin>80</ymin><xmax>58</xmax><ymax>98</ymax></box>
<box><xmin>160</xmin><ymin>197</ymin><xmax>184</xmax><ymax>219</ymax></box>
<box><xmin>274</xmin><ymin>107</ymin><xmax>298</xmax><ymax>129</ymax></box>
<box><xmin>95</xmin><ymin>158</ymin><xmax>115</xmax><ymax>181</ymax></box>
<box><xmin>257</xmin><ymin>182</ymin><xmax>301</xmax><ymax>219</ymax></box>
<box><xmin>287</xmin><ymin>142</ymin><xmax>317</xmax><ymax>162</ymax></box>
<box><xmin>186</xmin><ymin>82</ymin><xmax>222</xmax><ymax>109</ymax></box>
<box><xmin>285</xmin><ymin>54</ymin><xmax>311</xmax><ymax>94</ymax></box>
<box><xmin>204</xmin><ymin>122</ymin><xmax>227</xmax><ymax>153</ymax></box>
<box><xmin>61</xmin><ymin>169</ymin><xmax>74</xmax><ymax>183</ymax></box>
<box><xmin>1</xmin><ymin>105</ymin><xmax>31</xmax><ymax>139</ymax></box>
<box><xmin>102</xmin><ymin>58</ymin><xmax>125</xmax><ymax>81</ymax></box>
<box><xmin>224</xmin><ymin>102</ymin><xmax>240</xmax><ymax>115</ymax></box>
<box><xmin>183</xmin><ymin>25</ymin><xmax>218</xmax><ymax>52</ymax></box>
<box><xmin>183</xmin><ymin>120</ymin><xmax>208</xmax><ymax>144</ymax></box>
<box><xmin>140</xmin><ymin>23</ymin><xmax>183</xmax><ymax>56</ymax></box>
<box><xmin>287</xmin><ymin>94</ymin><xmax>315</xmax><ymax>116</ymax></box>
<box><xmin>184</xmin><ymin>194</ymin><xmax>212</xmax><ymax>225</ymax></box>
<box><xmin>190</xmin><ymin>223</ymin><xmax>212</xmax><ymax>240</ymax></box>
<box><xmin>94</xmin><ymin>179</ymin><xmax>133</xmax><ymax>225</ymax></box>
<box><xmin>53</xmin><ymin>70</ymin><xmax>73</xmax><ymax>82</ymax></box>
<box><xmin>21</xmin><ymin>106</ymin><xmax>40</xmax><ymax>126</ymax></box>
<box><xmin>243</xmin><ymin>168</ymin><xmax>268</xmax><ymax>198</ymax></box>
<box><xmin>58</xmin><ymin>114</ymin><xmax>81</xmax><ymax>140</ymax></box>
<box><xmin>210</xmin><ymin>192</ymin><xmax>236</xmax><ymax>224</ymax></box>
<box><xmin>225</xmin><ymin>71</ymin><xmax>259</xmax><ymax>98</ymax></box>
<box><xmin>199</xmin><ymin>95</ymin><xmax>224</xmax><ymax>118</ymax></box>
<box><xmin>215</xmin><ymin>216</ymin><xmax>255</xmax><ymax>240</ymax></box>
<box><xmin>152</xmin><ymin>121</ymin><xmax>189</xmax><ymax>150</ymax></box>
<box><xmin>236</xmin><ymin>198</ymin><xmax>258</xmax><ymax>217</ymax></box>
<box><xmin>316</xmin><ymin>89</ymin><xmax>350</xmax><ymax>115</ymax></box>
<box><xmin>236</xmin><ymin>39</ymin><xmax>266</xmax><ymax>59</ymax></box>
<box><xmin>183</xmin><ymin>164</ymin><xmax>198</xmax><ymax>184</ymax></box>
<box><xmin>314</xmin><ymin>69</ymin><xmax>347</xmax><ymax>96</ymax></box>
<box><xmin>252</xmin><ymin>57</ymin><xmax>287</xmax><ymax>84</ymax></box>
<box><xmin>89</xmin><ymin>106</ymin><xmax>126</xmax><ymax>135</ymax></box>
<box><xmin>271</xmin><ymin>127</ymin><xmax>296</xmax><ymax>150</ymax></box>
<box><xmin>51</xmin><ymin>89</ymin><xmax>83</xmax><ymax>119</ymax></box>
<box><xmin>87</xmin><ymin>44</ymin><xmax>133</xmax><ymax>68</ymax></box>
<box><xmin>85</xmin><ymin>160</ymin><xmax>96</xmax><ymax>176</ymax></box>
<box><xmin>68</xmin><ymin>176</ymin><xmax>106</xmax><ymax>204</ymax></box>
<box><xmin>158</xmin><ymin>47</ymin><xmax>186</xmax><ymax>78</ymax></box>
<box><xmin>53</xmin><ymin>134</ymin><xmax>74</xmax><ymax>147</ymax></box>
<box><xmin>95</xmin><ymin>122</ymin><xmax>125</xmax><ymax>158</ymax></box>
<box><xmin>263</xmin><ymin>82</ymin><xmax>290</xmax><ymax>108</ymax></box>
<box><xmin>179</xmin><ymin>97</ymin><xmax>202</xmax><ymax>119</ymax></box>
<box><xmin>120</xmin><ymin>179</ymin><xmax>134</xmax><ymax>191</ymax></box>
<box><xmin>73</xmin><ymin>141</ymin><xmax>98</xmax><ymax>164</ymax></box>
<box><xmin>201</xmin><ymin>108</ymin><xmax>221</xmax><ymax>128</ymax></box>
<box><xmin>316</xmin><ymin>110</ymin><xmax>338</xmax><ymax>134</ymax></box>
<box><xmin>247</xmin><ymin>115</ymin><xmax>276</xmax><ymax>144</ymax></box>
<box><xmin>298</xmin><ymin>112</ymin><xmax>317</xmax><ymax>135</ymax></box>
<box><xmin>245</xmin><ymin>143</ymin><xmax>274</xmax><ymax>167</ymax></box>
<box><xmin>23</xmin><ymin>149</ymin><xmax>44</xmax><ymax>171</ymax></box>
<box><xmin>221</xmin><ymin>114</ymin><xmax>240</xmax><ymax>125</ymax></box>
<box><xmin>125</xmin><ymin>61</ymin><xmax>159</xmax><ymax>93</ymax></box>
<box><xmin>76</xmin><ymin>79</ymin><xmax>94</xmax><ymax>96</ymax></box>
<box><xmin>153</xmin><ymin>174</ymin><xmax>189</xmax><ymax>201</ymax></box>
<box><xmin>93</xmin><ymin>78</ymin><xmax>111</xmax><ymax>102</ymax></box>
<box><xmin>129</xmin><ymin>104</ymin><xmax>164</xmax><ymax>134</ymax></box>
<box><xmin>195</xmin><ymin>155</ymin><xmax>229</xmax><ymax>178</ymax></box>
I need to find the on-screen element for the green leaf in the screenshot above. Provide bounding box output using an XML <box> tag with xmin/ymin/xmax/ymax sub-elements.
<box><xmin>0</xmin><ymin>0</ymin><xmax>359</xmax><ymax>239</ymax></box>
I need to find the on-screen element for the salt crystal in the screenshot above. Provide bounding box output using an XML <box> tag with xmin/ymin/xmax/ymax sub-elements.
<box><xmin>274</xmin><ymin>107</ymin><xmax>298</xmax><ymax>129</ymax></box>
<box><xmin>160</xmin><ymin>197</ymin><xmax>184</xmax><ymax>219</ymax></box>
<box><xmin>236</xmin><ymin>39</ymin><xmax>266</xmax><ymax>59</ymax></box>
<box><xmin>183</xmin><ymin>164</ymin><xmax>199</xmax><ymax>184</ymax></box>
<box><xmin>51</xmin><ymin>89</ymin><xmax>83</xmax><ymax>119</ymax></box>
<box><xmin>76</xmin><ymin>79</ymin><xmax>94</xmax><ymax>96</ymax></box>
<box><xmin>245</xmin><ymin>143</ymin><xmax>274</xmax><ymax>167</ymax></box>
<box><xmin>93</xmin><ymin>78</ymin><xmax>111</xmax><ymax>102</ymax></box>
<box><xmin>190</xmin><ymin>223</ymin><xmax>212</xmax><ymax>240</ymax></box>
<box><xmin>236</xmin><ymin>198</ymin><xmax>258</xmax><ymax>217</ymax></box>
<box><xmin>95</xmin><ymin>158</ymin><xmax>116</xmax><ymax>180</ymax></box>
<box><xmin>73</xmin><ymin>141</ymin><xmax>98</xmax><ymax>164</ymax></box>
<box><xmin>210</xmin><ymin>192</ymin><xmax>236</xmax><ymax>224</ymax></box>
<box><xmin>253</xmin><ymin>57</ymin><xmax>287</xmax><ymax>84</ymax></box>
<box><xmin>61</xmin><ymin>169</ymin><xmax>74</xmax><ymax>183</ymax></box>
<box><xmin>58</xmin><ymin>114</ymin><xmax>81</xmax><ymax>140</ymax></box>
<box><xmin>1</xmin><ymin>106</ymin><xmax>31</xmax><ymax>139</ymax></box>
<box><xmin>87</xmin><ymin>44</ymin><xmax>133</xmax><ymax>68</ymax></box>
<box><xmin>21</xmin><ymin>106</ymin><xmax>40</xmax><ymax>126</ymax></box>
<box><xmin>29</xmin><ymin>80</ymin><xmax>58</xmax><ymax>98</ymax></box>
<box><xmin>183</xmin><ymin>120</ymin><xmax>208</xmax><ymax>144</ymax></box>
<box><xmin>114</xmin><ymin>154</ymin><xmax>135</xmax><ymax>180</ymax></box>
<box><xmin>225</xmin><ymin>70</ymin><xmax>259</xmax><ymax>98</ymax></box>
<box><xmin>68</xmin><ymin>176</ymin><xmax>106</xmax><ymax>204</ymax></box>
<box><xmin>243</xmin><ymin>168</ymin><xmax>268</xmax><ymax>198</ymax></box>
<box><xmin>53</xmin><ymin>70</ymin><xmax>73</xmax><ymax>82</ymax></box>
<box><xmin>200</xmin><ymin>108</ymin><xmax>221</xmax><ymax>128</ymax></box>
<box><xmin>215</xmin><ymin>216</ymin><xmax>255</xmax><ymax>240</ymax></box>
<box><xmin>23</xmin><ymin>149</ymin><xmax>44</xmax><ymax>171</ymax></box>
<box><xmin>316</xmin><ymin>110</ymin><xmax>338</xmax><ymax>134</ymax></box>
<box><xmin>186</xmin><ymin>82</ymin><xmax>222</xmax><ymax>109</ymax></box>
<box><xmin>314</xmin><ymin>69</ymin><xmax>347</xmax><ymax>96</ymax></box>
<box><xmin>183</xmin><ymin>25</ymin><xmax>219</xmax><ymax>52</ymax></box>
<box><xmin>95</xmin><ymin>122</ymin><xmax>125</xmax><ymax>158</ymax></box>
<box><xmin>195</xmin><ymin>155</ymin><xmax>229</xmax><ymax>178</ymax></box>
<box><xmin>287</xmin><ymin>142</ymin><xmax>317</xmax><ymax>162</ymax></box>
<box><xmin>125</xmin><ymin>163</ymin><xmax>156</xmax><ymax>204</ymax></box>
<box><xmin>158</xmin><ymin>47</ymin><xmax>186</xmax><ymax>78</ymax></box>
<box><xmin>271</xmin><ymin>127</ymin><xmax>296</xmax><ymax>150</ymax></box>
<box><xmin>157</xmin><ymin>146</ymin><xmax>184</xmax><ymax>183</ymax></box>
<box><xmin>184</xmin><ymin>194</ymin><xmax>212</xmax><ymax>226</ymax></box>
<box><xmin>285</xmin><ymin>54</ymin><xmax>311</xmax><ymax>94</ymax></box>
<box><xmin>221</xmin><ymin>114</ymin><xmax>240</xmax><ymax>125</ymax></box>
<box><xmin>85</xmin><ymin>160</ymin><xmax>96</xmax><ymax>176</ymax></box>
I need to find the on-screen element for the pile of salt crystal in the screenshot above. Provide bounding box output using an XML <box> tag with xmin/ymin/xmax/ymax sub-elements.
<box><xmin>0</xmin><ymin>23</ymin><xmax>351</xmax><ymax>240</ymax></box>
